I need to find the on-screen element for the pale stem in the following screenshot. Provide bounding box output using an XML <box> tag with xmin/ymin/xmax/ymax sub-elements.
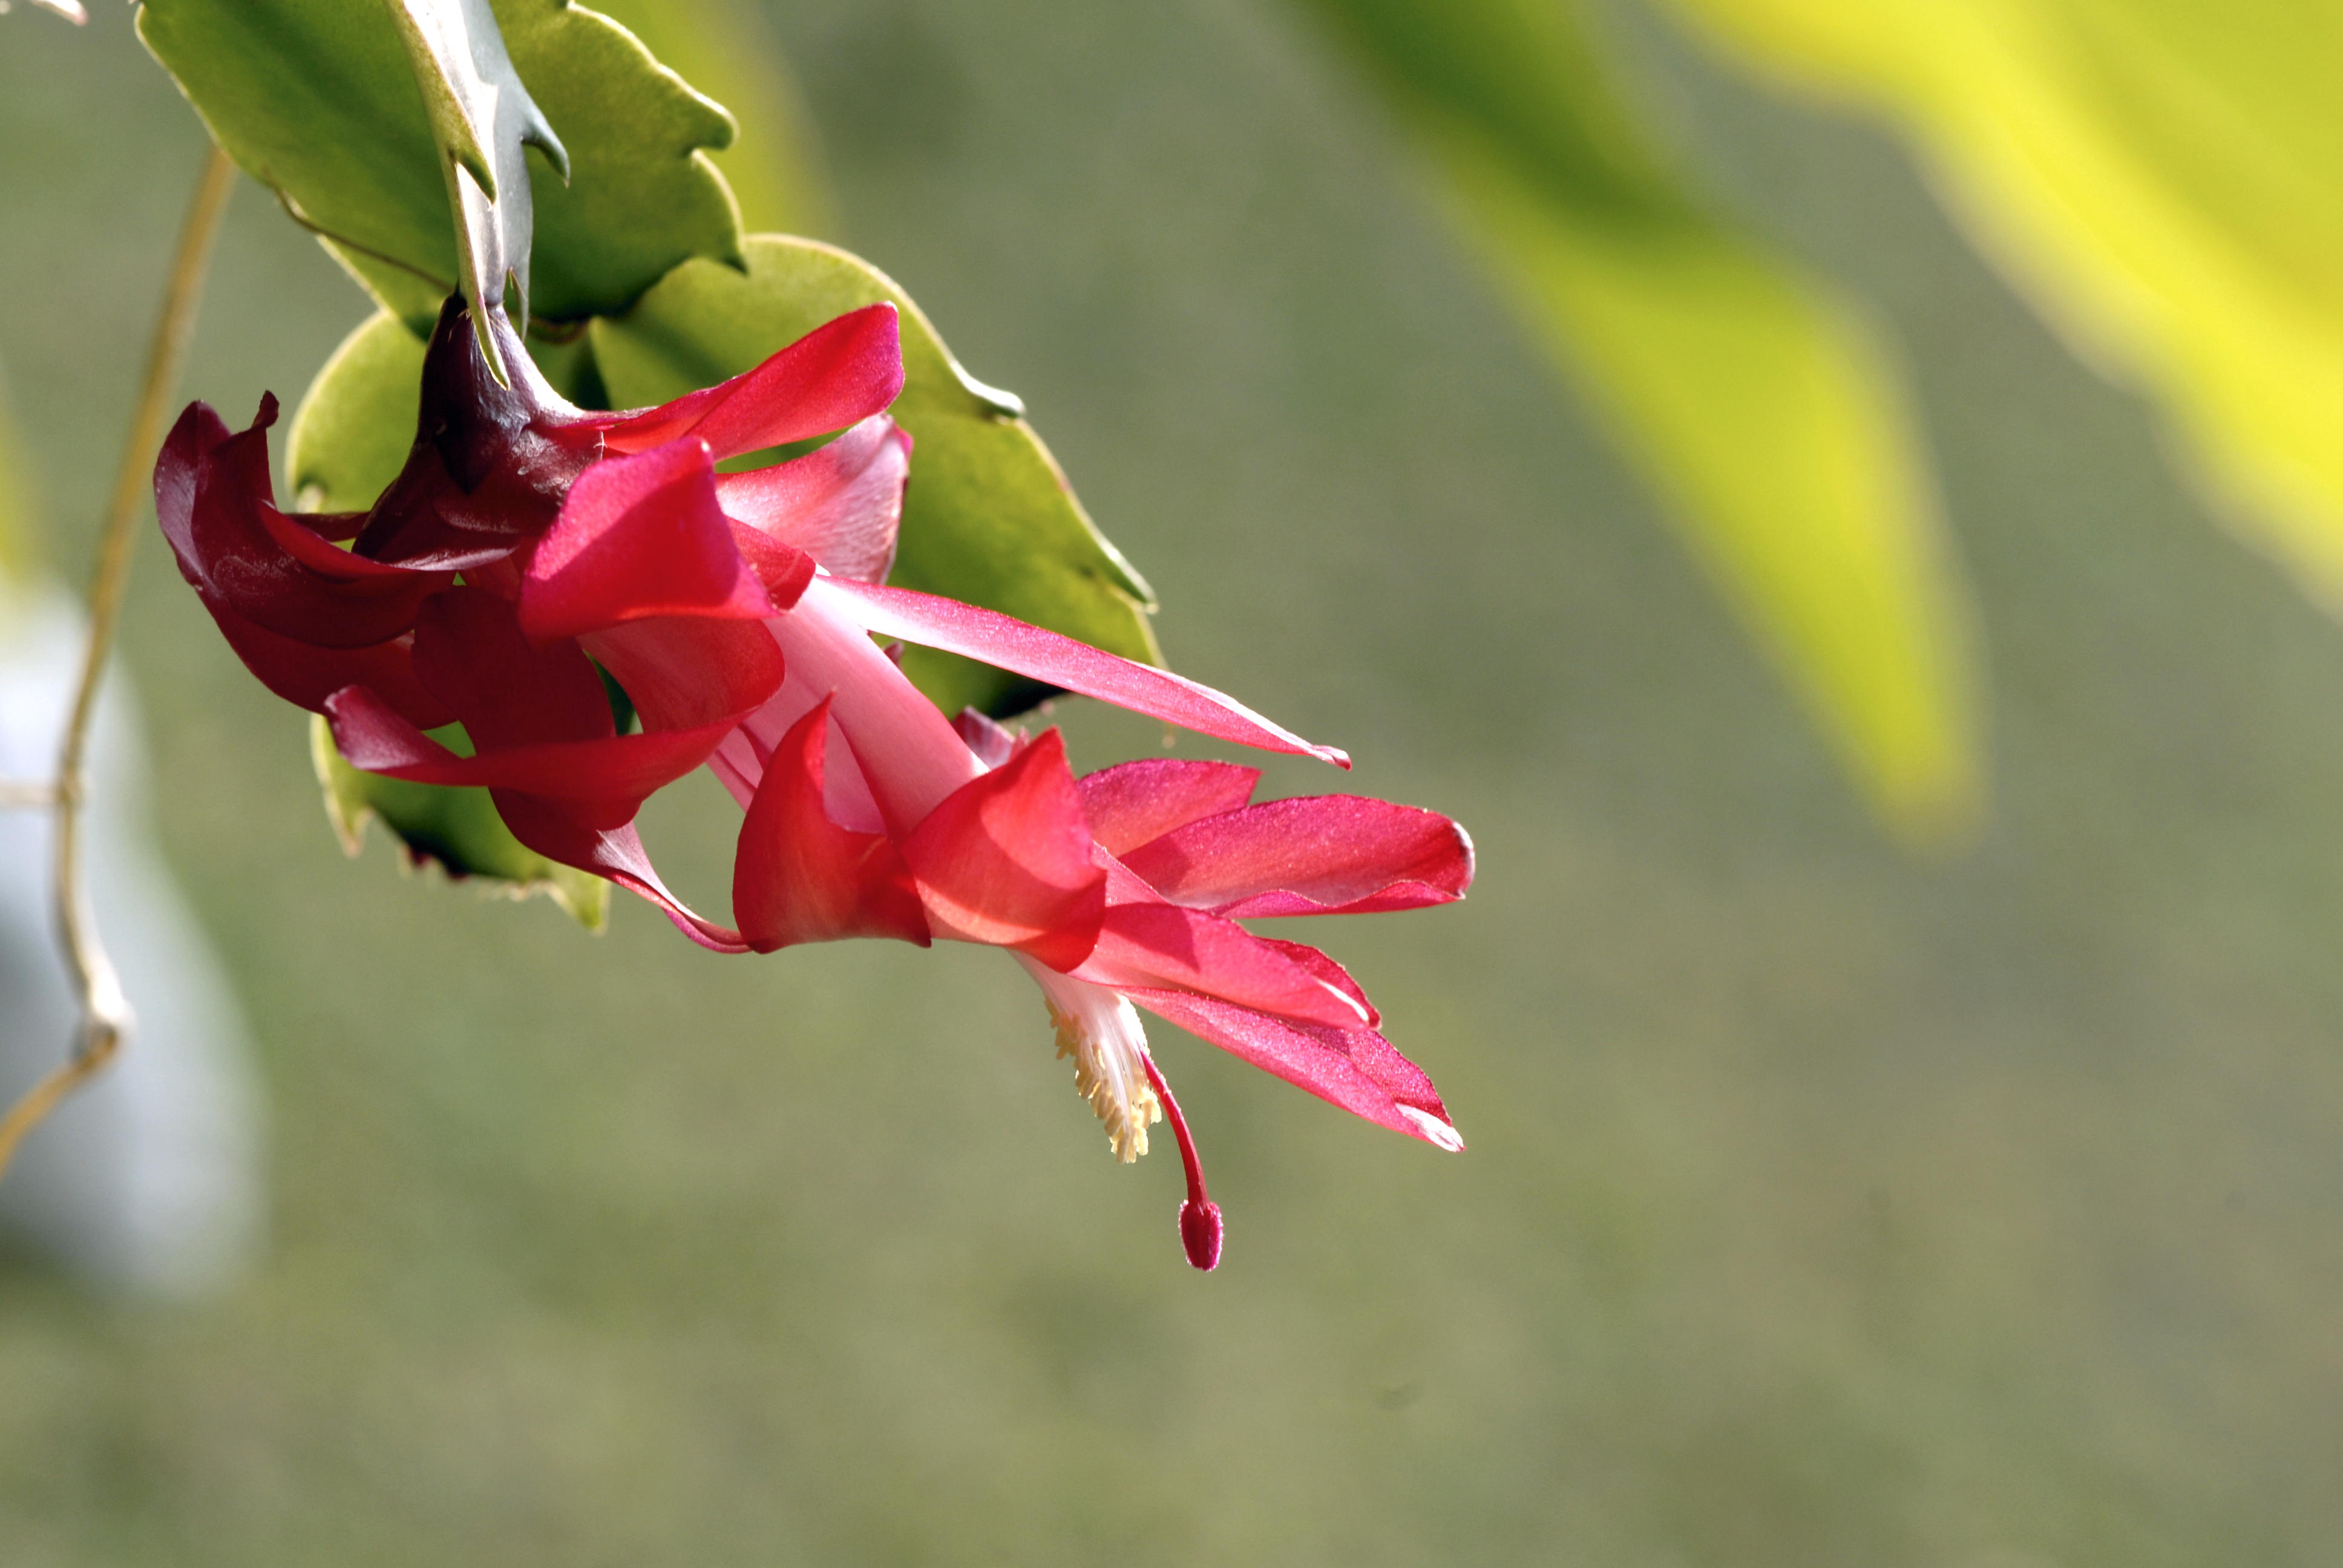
<box><xmin>0</xmin><ymin>143</ymin><xmax>237</xmax><ymax>1180</ymax></box>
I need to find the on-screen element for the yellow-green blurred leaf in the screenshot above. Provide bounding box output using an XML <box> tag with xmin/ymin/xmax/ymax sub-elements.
<box><xmin>1303</xmin><ymin>0</ymin><xmax>1979</xmax><ymax>838</ymax></box>
<box><xmin>1665</xmin><ymin>0</ymin><xmax>2343</xmax><ymax>617</ymax></box>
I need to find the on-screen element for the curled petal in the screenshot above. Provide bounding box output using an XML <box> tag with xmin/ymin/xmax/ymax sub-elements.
<box><xmin>900</xmin><ymin>728</ymin><xmax>1104</xmax><ymax>970</ymax></box>
<box><xmin>1121</xmin><ymin>989</ymin><xmax>1462</xmax><ymax>1151</ymax></box>
<box><xmin>734</xmin><ymin>697</ymin><xmax>930</xmax><ymax>951</ymax></box>
<box><xmin>600</xmin><ymin>304</ymin><xmax>905</xmax><ymax>461</ymax></box>
<box><xmin>520</xmin><ymin>439</ymin><xmax>782</xmax><ymax>644</ymax></box>
<box><xmin>716</xmin><ymin>415</ymin><xmax>909</xmax><ymax>584</ymax></box>
<box><xmin>157</xmin><ymin>399</ymin><xmax>450</xmax><ymax>648</ymax></box>
<box><xmin>827</xmin><ymin>580</ymin><xmax>1349</xmax><ymax>767</ymax></box>
<box><xmin>1077</xmin><ymin>758</ymin><xmax>1259</xmax><ymax>857</ymax></box>
<box><xmin>490</xmin><ymin>795</ymin><xmax>750</xmax><ymax>954</ymax></box>
<box><xmin>1077</xmin><ymin>902</ymin><xmax>1370</xmax><ymax>1030</ymax></box>
<box><xmin>1118</xmin><ymin>796</ymin><xmax>1473</xmax><ymax>917</ymax></box>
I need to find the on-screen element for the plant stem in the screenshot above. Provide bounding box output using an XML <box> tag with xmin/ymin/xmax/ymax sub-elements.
<box><xmin>0</xmin><ymin>143</ymin><xmax>236</xmax><ymax>1180</ymax></box>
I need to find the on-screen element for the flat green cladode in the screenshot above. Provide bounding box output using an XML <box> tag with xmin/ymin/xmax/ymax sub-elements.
<box><xmin>137</xmin><ymin>0</ymin><xmax>744</xmax><ymax>330</ymax></box>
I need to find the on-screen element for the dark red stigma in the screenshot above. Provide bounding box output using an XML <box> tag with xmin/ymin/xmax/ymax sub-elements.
<box><xmin>1141</xmin><ymin>1053</ymin><xmax>1222</xmax><ymax>1271</ymax></box>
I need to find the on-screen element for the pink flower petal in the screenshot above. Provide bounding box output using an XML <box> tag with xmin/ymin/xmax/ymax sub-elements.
<box><xmin>826</xmin><ymin>580</ymin><xmax>1351</xmax><ymax>767</ymax></box>
<box><xmin>900</xmin><ymin>728</ymin><xmax>1104</xmax><ymax>970</ymax></box>
<box><xmin>1256</xmin><ymin>936</ymin><xmax>1382</xmax><ymax>1030</ymax></box>
<box><xmin>1118</xmin><ymin>795</ymin><xmax>1473</xmax><ymax>917</ymax></box>
<box><xmin>519</xmin><ymin>439</ymin><xmax>779</xmax><ymax>644</ymax></box>
<box><xmin>598</xmin><ymin>304</ymin><xmax>905</xmax><ymax>462</ymax></box>
<box><xmin>716</xmin><ymin>414</ymin><xmax>909</xmax><ymax>584</ymax></box>
<box><xmin>1121</xmin><ymin>989</ymin><xmax>1462</xmax><ymax>1150</ymax></box>
<box><xmin>1076</xmin><ymin>902</ymin><xmax>1371</xmax><ymax>1030</ymax></box>
<box><xmin>1076</xmin><ymin>758</ymin><xmax>1259</xmax><ymax>857</ymax></box>
<box><xmin>733</xmin><ymin>697</ymin><xmax>931</xmax><ymax>951</ymax></box>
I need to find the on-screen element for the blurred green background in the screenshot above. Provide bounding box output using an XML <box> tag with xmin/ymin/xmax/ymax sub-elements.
<box><xmin>8</xmin><ymin>1</ymin><xmax>2343</xmax><ymax>1564</ymax></box>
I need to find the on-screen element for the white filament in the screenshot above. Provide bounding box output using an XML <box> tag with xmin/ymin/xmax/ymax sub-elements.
<box><xmin>1016</xmin><ymin>955</ymin><xmax>1160</xmax><ymax>1162</ymax></box>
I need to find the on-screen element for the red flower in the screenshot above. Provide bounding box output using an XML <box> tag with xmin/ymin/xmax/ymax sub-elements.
<box><xmin>157</xmin><ymin>298</ymin><xmax>1472</xmax><ymax>1269</ymax></box>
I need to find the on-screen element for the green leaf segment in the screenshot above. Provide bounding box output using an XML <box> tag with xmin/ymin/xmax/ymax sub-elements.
<box><xmin>137</xmin><ymin>0</ymin><xmax>744</xmax><ymax>330</ymax></box>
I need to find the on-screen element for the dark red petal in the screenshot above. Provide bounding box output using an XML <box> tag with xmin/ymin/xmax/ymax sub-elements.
<box><xmin>1118</xmin><ymin>795</ymin><xmax>1473</xmax><ymax>918</ymax></box>
<box><xmin>207</xmin><ymin>612</ymin><xmax>452</xmax><ymax>728</ymax></box>
<box><xmin>583</xmin><ymin>616</ymin><xmax>786</xmax><ymax>734</ymax></box>
<box><xmin>489</xmin><ymin>794</ymin><xmax>752</xmax><ymax>953</ymax></box>
<box><xmin>289</xmin><ymin>511</ymin><xmax>369</xmax><ymax>544</ymax></box>
<box><xmin>1122</xmin><ymin>989</ymin><xmax>1462</xmax><ymax>1150</ymax></box>
<box><xmin>900</xmin><ymin>728</ymin><xmax>1104</xmax><ymax>970</ymax></box>
<box><xmin>154</xmin><ymin>400</ymin><xmax>231</xmax><ymax>529</ymax></box>
<box><xmin>827</xmin><ymin>581</ymin><xmax>1350</xmax><ymax>767</ymax></box>
<box><xmin>391</xmin><ymin>590</ymin><xmax>747</xmax><ymax>826</ymax></box>
<box><xmin>599</xmin><ymin>304</ymin><xmax>905</xmax><ymax>461</ymax></box>
<box><xmin>411</xmin><ymin>587</ymin><xmax>613</xmax><ymax>748</ymax></box>
<box><xmin>1076</xmin><ymin>758</ymin><xmax>1260</xmax><ymax>857</ymax></box>
<box><xmin>519</xmin><ymin>439</ymin><xmax>776</xmax><ymax>644</ymax></box>
<box><xmin>157</xmin><ymin>399</ymin><xmax>451</xmax><ymax>648</ymax></box>
<box><xmin>733</xmin><ymin>697</ymin><xmax>931</xmax><ymax>951</ymax></box>
<box><xmin>1077</xmin><ymin>902</ymin><xmax>1370</xmax><ymax>1030</ymax></box>
<box><xmin>715</xmin><ymin>414</ymin><xmax>909</xmax><ymax>584</ymax></box>
<box><xmin>323</xmin><ymin>686</ymin><xmax>728</xmax><ymax>828</ymax></box>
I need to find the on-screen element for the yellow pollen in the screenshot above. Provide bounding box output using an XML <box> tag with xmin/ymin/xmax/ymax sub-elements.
<box><xmin>1046</xmin><ymin>996</ymin><xmax>1162</xmax><ymax>1163</ymax></box>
